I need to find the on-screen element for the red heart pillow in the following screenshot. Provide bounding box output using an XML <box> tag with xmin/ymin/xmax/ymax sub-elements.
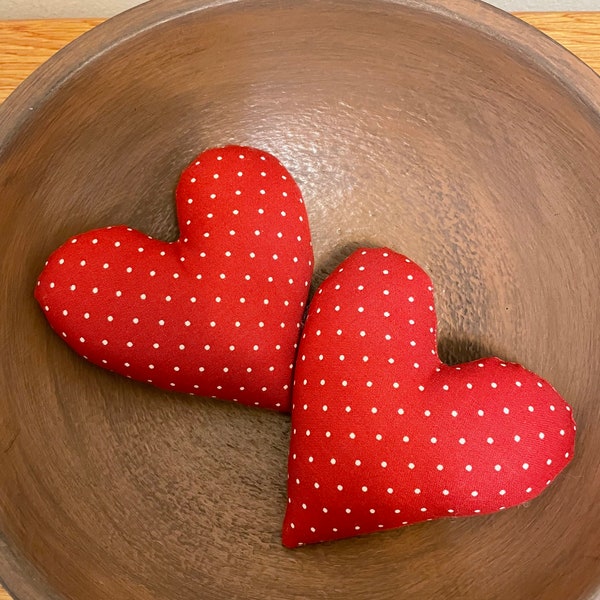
<box><xmin>35</xmin><ymin>146</ymin><xmax>313</xmax><ymax>411</ymax></box>
<box><xmin>283</xmin><ymin>248</ymin><xmax>576</xmax><ymax>546</ymax></box>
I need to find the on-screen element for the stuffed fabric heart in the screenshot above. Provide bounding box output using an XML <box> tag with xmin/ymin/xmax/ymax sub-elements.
<box><xmin>35</xmin><ymin>146</ymin><xmax>313</xmax><ymax>411</ymax></box>
<box><xmin>283</xmin><ymin>248</ymin><xmax>576</xmax><ymax>546</ymax></box>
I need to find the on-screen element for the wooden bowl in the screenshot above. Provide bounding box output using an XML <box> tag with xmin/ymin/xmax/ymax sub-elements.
<box><xmin>1</xmin><ymin>1</ymin><xmax>599</xmax><ymax>598</ymax></box>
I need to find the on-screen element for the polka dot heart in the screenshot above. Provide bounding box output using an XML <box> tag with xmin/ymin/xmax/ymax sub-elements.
<box><xmin>35</xmin><ymin>146</ymin><xmax>313</xmax><ymax>411</ymax></box>
<box><xmin>282</xmin><ymin>248</ymin><xmax>576</xmax><ymax>547</ymax></box>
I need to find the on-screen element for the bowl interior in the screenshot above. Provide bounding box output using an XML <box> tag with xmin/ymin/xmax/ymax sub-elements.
<box><xmin>1</xmin><ymin>1</ymin><xmax>599</xmax><ymax>598</ymax></box>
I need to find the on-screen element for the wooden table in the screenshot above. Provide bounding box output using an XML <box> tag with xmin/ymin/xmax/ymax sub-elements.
<box><xmin>0</xmin><ymin>11</ymin><xmax>598</xmax><ymax>600</ymax></box>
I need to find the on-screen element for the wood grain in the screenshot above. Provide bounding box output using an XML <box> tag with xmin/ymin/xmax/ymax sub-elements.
<box><xmin>516</xmin><ymin>12</ymin><xmax>600</xmax><ymax>74</ymax></box>
<box><xmin>1</xmin><ymin>5</ymin><xmax>600</xmax><ymax>600</ymax></box>
<box><xmin>0</xmin><ymin>19</ymin><xmax>103</xmax><ymax>103</ymax></box>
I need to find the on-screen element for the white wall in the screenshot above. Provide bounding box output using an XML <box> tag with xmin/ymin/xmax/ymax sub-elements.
<box><xmin>0</xmin><ymin>0</ymin><xmax>598</xmax><ymax>19</ymax></box>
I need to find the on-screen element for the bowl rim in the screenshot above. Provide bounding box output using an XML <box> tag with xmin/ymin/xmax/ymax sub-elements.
<box><xmin>1</xmin><ymin>0</ymin><xmax>600</xmax><ymax>598</ymax></box>
<box><xmin>2</xmin><ymin>0</ymin><xmax>600</xmax><ymax>151</ymax></box>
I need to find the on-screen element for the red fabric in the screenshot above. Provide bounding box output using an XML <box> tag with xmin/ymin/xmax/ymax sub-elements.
<box><xmin>35</xmin><ymin>146</ymin><xmax>313</xmax><ymax>411</ymax></box>
<box><xmin>283</xmin><ymin>248</ymin><xmax>576</xmax><ymax>547</ymax></box>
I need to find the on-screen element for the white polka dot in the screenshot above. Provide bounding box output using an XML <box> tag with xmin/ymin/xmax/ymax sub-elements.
<box><xmin>487</xmin><ymin>437</ymin><xmax>494</xmax><ymax>444</ymax></box>
<box><xmin>465</xmin><ymin>465</ymin><xmax>473</xmax><ymax>472</ymax></box>
<box><xmin>514</xmin><ymin>435</ymin><xmax>521</xmax><ymax>442</ymax></box>
<box><xmin>408</xmin><ymin>463</ymin><xmax>415</xmax><ymax>469</ymax></box>
<box><xmin>459</xmin><ymin>437</ymin><xmax>466</xmax><ymax>445</ymax></box>
<box><xmin>522</xmin><ymin>463</ymin><xmax>529</xmax><ymax>470</ymax></box>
